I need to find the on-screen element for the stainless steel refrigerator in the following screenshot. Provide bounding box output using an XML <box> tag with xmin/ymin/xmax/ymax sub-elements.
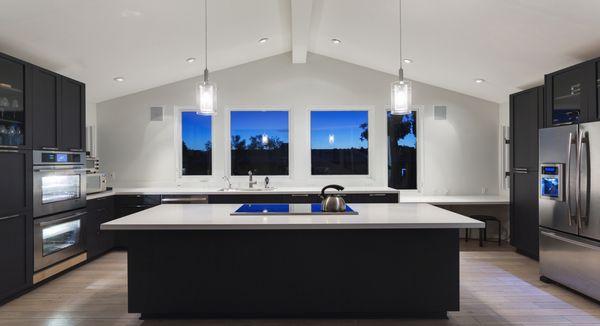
<box><xmin>539</xmin><ymin>122</ymin><xmax>600</xmax><ymax>300</ymax></box>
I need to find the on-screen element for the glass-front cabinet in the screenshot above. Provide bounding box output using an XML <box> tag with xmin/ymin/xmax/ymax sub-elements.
<box><xmin>0</xmin><ymin>55</ymin><xmax>26</xmax><ymax>148</ymax></box>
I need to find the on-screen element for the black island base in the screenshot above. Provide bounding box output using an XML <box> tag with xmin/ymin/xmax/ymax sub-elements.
<box><xmin>125</xmin><ymin>228</ymin><xmax>459</xmax><ymax>319</ymax></box>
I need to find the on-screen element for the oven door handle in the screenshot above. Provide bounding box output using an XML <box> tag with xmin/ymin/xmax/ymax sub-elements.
<box><xmin>38</xmin><ymin>212</ymin><xmax>87</xmax><ymax>227</ymax></box>
<box><xmin>34</xmin><ymin>167</ymin><xmax>87</xmax><ymax>172</ymax></box>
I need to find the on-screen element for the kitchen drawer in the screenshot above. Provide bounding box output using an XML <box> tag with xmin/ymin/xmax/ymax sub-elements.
<box><xmin>87</xmin><ymin>196</ymin><xmax>114</xmax><ymax>215</ymax></box>
<box><xmin>344</xmin><ymin>193</ymin><xmax>398</xmax><ymax>203</ymax></box>
<box><xmin>286</xmin><ymin>194</ymin><xmax>321</xmax><ymax>203</ymax></box>
<box><xmin>115</xmin><ymin>195</ymin><xmax>161</xmax><ymax>207</ymax></box>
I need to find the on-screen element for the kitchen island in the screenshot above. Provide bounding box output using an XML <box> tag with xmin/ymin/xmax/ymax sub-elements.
<box><xmin>102</xmin><ymin>203</ymin><xmax>483</xmax><ymax>319</ymax></box>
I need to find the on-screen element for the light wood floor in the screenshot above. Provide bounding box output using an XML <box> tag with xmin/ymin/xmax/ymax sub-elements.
<box><xmin>1</xmin><ymin>248</ymin><xmax>599</xmax><ymax>326</ymax></box>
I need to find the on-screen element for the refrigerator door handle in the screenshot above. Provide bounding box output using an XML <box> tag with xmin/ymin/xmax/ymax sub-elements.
<box><xmin>579</xmin><ymin>131</ymin><xmax>590</xmax><ymax>227</ymax></box>
<box><xmin>576</xmin><ymin>130</ymin><xmax>587</xmax><ymax>232</ymax></box>
<box><xmin>566</xmin><ymin>132</ymin><xmax>575</xmax><ymax>226</ymax></box>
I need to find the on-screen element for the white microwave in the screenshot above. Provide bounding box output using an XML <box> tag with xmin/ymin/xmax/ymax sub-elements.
<box><xmin>86</xmin><ymin>173</ymin><xmax>107</xmax><ymax>194</ymax></box>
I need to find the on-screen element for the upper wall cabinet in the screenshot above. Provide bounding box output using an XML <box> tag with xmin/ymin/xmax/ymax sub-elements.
<box><xmin>544</xmin><ymin>60</ymin><xmax>596</xmax><ymax>127</ymax></box>
<box><xmin>59</xmin><ymin>77</ymin><xmax>85</xmax><ymax>152</ymax></box>
<box><xmin>0</xmin><ymin>54</ymin><xmax>30</xmax><ymax>149</ymax></box>
<box><xmin>31</xmin><ymin>66</ymin><xmax>60</xmax><ymax>150</ymax></box>
<box><xmin>29</xmin><ymin>65</ymin><xmax>85</xmax><ymax>151</ymax></box>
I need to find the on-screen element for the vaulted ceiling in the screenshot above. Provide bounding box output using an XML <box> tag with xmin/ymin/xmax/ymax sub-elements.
<box><xmin>1</xmin><ymin>0</ymin><xmax>600</xmax><ymax>104</ymax></box>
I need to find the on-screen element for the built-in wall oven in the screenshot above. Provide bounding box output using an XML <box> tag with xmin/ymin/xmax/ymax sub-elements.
<box><xmin>33</xmin><ymin>150</ymin><xmax>86</xmax><ymax>218</ymax></box>
<box><xmin>33</xmin><ymin>209</ymin><xmax>86</xmax><ymax>272</ymax></box>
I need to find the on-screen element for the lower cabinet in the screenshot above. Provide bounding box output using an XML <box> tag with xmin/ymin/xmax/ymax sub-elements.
<box><xmin>86</xmin><ymin>197</ymin><xmax>116</xmax><ymax>259</ymax></box>
<box><xmin>114</xmin><ymin>195</ymin><xmax>161</xmax><ymax>248</ymax></box>
<box><xmin>0</xmin><ymin>211</ymin><xmax>32</xmax><ymax>303</ymax></box>
<box><xmin>207</xmin><ymin>193</ymin><xmax>399</xmax><ymax>204</ymax></box>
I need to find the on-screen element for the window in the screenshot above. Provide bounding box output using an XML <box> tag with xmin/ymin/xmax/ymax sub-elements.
<box><xmin>181</xmin><ymin>112</ymin><xmax>212</xmax><ymax>175</ymax></box>
<box><xmin>230</xmin><ymin>110</ymin><xmax>289</xmax><ymax>175</ymax></box>
<box><xmin>310</xmin><ymin>110</ymin><xmax>368</xmax><ymax>175</ymax></box>
<box><xmin>387</xmin><ymin>111</ymin><xmax>417</xmax><ymax>189</ymax></box>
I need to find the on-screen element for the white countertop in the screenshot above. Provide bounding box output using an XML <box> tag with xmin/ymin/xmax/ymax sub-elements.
<box><xmin>101</xmin><ymin>203</ymin><xmax>485</xmax><ymax>230</ymax></box>
<box><xmin>399</xmin><ymin>195</ymin><xmax>509</xmax><ymax>205</ymax></box>
<box><xmin>112</xmin><ymin>186</ymin><xmax>399</xmax><ymax>195</ymax></box>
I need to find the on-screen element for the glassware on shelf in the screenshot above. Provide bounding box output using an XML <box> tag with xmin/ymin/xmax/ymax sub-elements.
<box><xmin>11</xmin><ymin>99</ymin><xmax>20</xmax><ymax>120</ymax></box>
<box><xmin>7</xmin><ymin>125</ymin><xmax>16</xmax><ymax>145</ymax></box>
<box><xmin>0</xmin><ymin>97</ymin><xmax>8</xmax><ymax>119</ymax></box>
<box><xmin>0</xmin><ymin>125</ymin><xmax>7</xmax><ymax>145</ymax></box>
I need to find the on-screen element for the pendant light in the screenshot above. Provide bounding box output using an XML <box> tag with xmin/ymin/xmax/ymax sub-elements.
<box><xmin>196</xmin><ymin>0</ymin><xmax>217</xmax><ymax>115</ymax></box>
<box><xmin>390</xmin><ymin>0</ymin><xmax>411</xmax><ymax>115</ymax></box>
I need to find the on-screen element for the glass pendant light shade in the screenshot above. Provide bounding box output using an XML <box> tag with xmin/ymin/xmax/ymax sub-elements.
<box><xmin>196</xmin><ymin>69</ymin><xmax>217</xmax><ymax>115</ymax></box>
<box><xmin>390</xmin><ymin>77</ymin><xmax>411</xmax><ymax>115</ymax></box>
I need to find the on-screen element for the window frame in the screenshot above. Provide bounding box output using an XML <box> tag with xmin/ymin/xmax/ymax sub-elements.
<box><xmin>174</xmin><ymin>106</ymin><xmax>215</xmax><ymax>181</ymax></box>
<box><xmin>225</xmin><ymin>106</ymin><xmax>293</xmax><ymax>180</ymax></box>
<box><xmin>308</xmin><ymin>106</ymin><xmax>374</xmax><ymax>178</ymax></box>
<box><xmin>386</xmin><ymin>105</ymin><xmax>424</xmax><ymax>192</ymax></box>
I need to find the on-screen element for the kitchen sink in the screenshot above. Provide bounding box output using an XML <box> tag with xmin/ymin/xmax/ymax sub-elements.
<box><xmin>217</xmin><ymin>187</ymin><xmax>277</xmax><ymax>192</ymax></box>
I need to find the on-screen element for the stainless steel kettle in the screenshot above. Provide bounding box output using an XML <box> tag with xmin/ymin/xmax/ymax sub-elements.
<box><xmin>320</xmin><ymin>184</ymin><xmax>346</xmax><ymax>212</ymax></box>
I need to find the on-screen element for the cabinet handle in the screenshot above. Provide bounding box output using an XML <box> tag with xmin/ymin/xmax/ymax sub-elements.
<box><xmin>291</xmin><ymin>194</ymin><xmax>309</xmax><ymax>197</ymax></box>
<box><xmin>0</xmin><ymin>145</ymin><xmax>18</xmax><ymax>149</ymax></box>
<box><xmin>70</xmin><ymin>148</ymin><xmax>83</xmax><ymax>152</ymax></box>
<box><xmin>369</xmin><ymin>194</ymin><xmax>387</xmax><ymax>197</ymax></box>
<box><xmin>0</xmin><ymin>214</ymin><xmax>20</xmax><ymax>221</ymax></box>
<box><xmin>0</xmin><ymin>149</ymin><xmax>19</xmax><ymax>153</ymax></box>
<box><xmin>41</xmin><ymin>147</ymin><xmax>59</xmax><ymax>150</ymax></box>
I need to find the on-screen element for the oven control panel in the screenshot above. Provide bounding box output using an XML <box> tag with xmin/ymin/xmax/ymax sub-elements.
<box><xmin>33</xmin><ymin>150</ymin><xmax>86</xmax><ymax>165</ymax></box>
<box><xmin>540</xmin><ymin>163</ymin><xmax>563</xmax><ymax>201</ymax></box>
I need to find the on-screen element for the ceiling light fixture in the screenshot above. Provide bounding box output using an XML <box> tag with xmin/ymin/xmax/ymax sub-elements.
<box><xmin>186</xmin><ymin>57</ymin><xmax>196</xmax><ymax>63</ymax></box>
<box><xmin>403</xmin><ymin>58</ymin><xmax>413</xmax><ymax>64</ymax></box>
<box><xmin>196</xmin><ymin>0</ymin><xmax>217</xmax><ymax>115</ymax></box>
<box><xmin>390</xmin><ymin>0</ymin><xmax>412</xmax><ymax>115</ymax></box>
<box><xmin>474</xmin><ymin>78</ymin><xmax>485</xmax><ymax>84</ymax></box>
<box><xmin>113</xmin><ymin>77</ymin><xmax>125</xmax><ymax>82</ymax></box>
<box><xmin>331</xmin><ymin>38</ymin><xmax>342</xmax><ymax>44</ymax></box>
<box><xmin>258</xmin><ymin>37</ymin><xmax>269</xmax><ymax>44</ymax></box>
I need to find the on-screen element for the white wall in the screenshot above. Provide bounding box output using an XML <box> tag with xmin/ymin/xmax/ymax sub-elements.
<box><xmin>97</xmin><ymin>52</ymin><xmax>500</xmax><ymax>195</ymax></box>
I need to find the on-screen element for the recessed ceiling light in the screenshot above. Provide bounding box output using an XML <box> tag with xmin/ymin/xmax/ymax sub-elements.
<box><xmin>120</xmin><ymin>10</ymin><xmax>142</xmax><ymax>18</ymax></box>
<box><xmin>113</xmin><ymin>77</ymin><xmax>125</xmax><ymax>82</ymax></box>
<box><xmin>186</xmin><ymin>57</ymin><xmax>196</xmax><ymax>63</ymax></box>
<box><xmin>403</xmin><ymin>59</ymin><xmax>413</xmax><ymax>64</ymax></box>
<box><xmin>331</xmin><ymin>38</ymin><xmax>342</xmax><ymax>44</ymax></box>
<box><xmin>474</xmin><ymin>78</ymin><xmax>485</xmax><ymax>84</ymax></box>
<box><xmin>258</xmin><ymin>37</ymin><xmax>269</xmax><ymax>44</ymax></box>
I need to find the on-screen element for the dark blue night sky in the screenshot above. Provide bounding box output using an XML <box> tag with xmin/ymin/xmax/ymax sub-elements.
<box><xmin>181</xmin><ymin>112</ymin><xmax>212</xmax><ymax>150</ymax></box>
<box><xmin>389</xmin><ymin>112</ymin><xmax>416</xmax><ymax>148</ymax></box>
<box><xmin>230</xmin><ymin>111</ymin><xmax>289</xmax><ymax>143</ymax></box>
<box><xmin>311</xmin><ymin>111</ymin><xmax>368</xmax><ymax>149</ymax></box>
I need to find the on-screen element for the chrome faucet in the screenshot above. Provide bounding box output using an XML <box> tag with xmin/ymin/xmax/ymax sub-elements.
<box><xmin>264</xmin><ymin>176</ymin><xmax>270</xmax><ymax>189</ymax></box>
<box><xmin>223</xmin><ymin>176</ymin><xmax>232</xmax><ymax>190</ymax></box>
<box><xmin>248</xmin><ymin>171</ymin><xmax>258</xmax><ymax>188</ymax></box>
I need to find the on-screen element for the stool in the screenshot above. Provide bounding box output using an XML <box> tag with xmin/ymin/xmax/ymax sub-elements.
<box><xmin>465</xmin><ymin>215</ymin><xmax>502</xmax><ymax>247</ymax></box>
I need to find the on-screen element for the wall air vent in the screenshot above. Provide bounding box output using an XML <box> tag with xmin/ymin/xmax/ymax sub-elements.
<box><xmin>150</xmin><ymin>106</ymin><xmax>164</xmax><ymax>121</ymax></box>
<box><xmin>434</xmin><ymin>105</ymin><xmax>447</xmax><ymax>120</ymax></box>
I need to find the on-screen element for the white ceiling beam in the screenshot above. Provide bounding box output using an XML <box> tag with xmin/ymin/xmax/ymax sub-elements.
<box><xmin>291</xmin><ymin>0</ymin><xmax>314</xmax><ymax>64</ymax></box>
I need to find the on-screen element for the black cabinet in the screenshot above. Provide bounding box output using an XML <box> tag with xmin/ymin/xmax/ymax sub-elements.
<box><xmin>59</xmin><ymin>78</ymin><xmax>85</xmax><ymax>151</ymax></box>
<box><xmin>0</xmin><ymin>150</ymin><xmax>31</xmax><ymax>216</ymax></box>
<box><xmin>206</xmin><ymin>193</ymin><xmax>399</xmax><ymax>204</ymax></box>
<box><xmin>0</xmin><ymin>211</ymin><xmax>32</xmax><ymax>302</ymax></box>
<box><xmin>510</xmin><ymin>86</ymin><xmax>543</xmax><ymax>259</ymax></box>
<box><xmin>510</xmin><ymin>172</ymin><xmax>539</xmax><ymax>259</ymax></box>
<box><xmin>31</xmin><ymin>66</ymin><xmax>60</xmax><ymax>150</ymax></box>
<box><xmin>0</xmin><ymin>53</ymin><xmax>29</xmax><ymax>149</ymax></box>
<box><xmin>544</xmin><ymin>61</ymin><xmax>596</xmax><ymax>127</ymax></box>
<box><xmin>594</xmin><ymin>60</ymin><xmax>600</xmax><ymax>122</ymax></box>
<box><xmin>28</xmin><ymin>64</ymin><xmax>85</xmax><ymax>151</ymax></box>
<box><xmin>114</xmin><ymin>195</ymin><xmax>161</xmax><ymax>248</ymax></box>
<box><xmin>86</xmin><ymin>197</ymin><xmax>116</xmax><ymax>259</ymax></box>
<box><xmin>511</xmin><ymin>87</ymin><xmax>543</xmax><ymax>169</ymax></box>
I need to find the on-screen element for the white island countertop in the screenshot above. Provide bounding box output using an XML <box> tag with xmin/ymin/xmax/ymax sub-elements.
<box><xmin>101</xmin><ymin>203</ymin><xmax>484</xmax><ymax>231</ymax></box>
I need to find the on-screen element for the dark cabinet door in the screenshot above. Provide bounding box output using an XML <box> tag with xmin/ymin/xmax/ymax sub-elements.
<box><xmin>0</xmin><ymin>150</ymin><xmax>31</xmax><ymax>216</ymax></box>
<box><xmin>545</xmin><ymin>62</ymin><xmax>594</xmax><ymax>127</ymax></box>
<box><xmin>31</xmin><ymin>67</ymin><xmax>60</xmax><ymax>150</ymax></box>
<box><xmin>510</xmin><ymin>87</ymin><xmax>542</xmax><ymax>169</ymax></box>
<box><xmin>0</xmin><ymin>211</ymin><xmax>32</xmax><ymax>302</ymax></box>
<box><xmin>86</xmin><ymin>197</ymin><xmax>115</xmax><ymax>259</ymax></box>
<box><xmin>59</xmin><ymin>78</ymin><xmax>85</xmax><ymax>152</ymax></box>
<box><xmin>510</xmin><ymin>172</ymin><xmax>539</xmax><ymax>259</ymax></box>
<box><xmin>594</xmin><ymin>60</ymin><xmax>600</xmax><ymax>122</ymax></box>
<box><xmin>0</xmin><ymin>54</ymin><xmax>27</xmax><ymax>149</ymax></box>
